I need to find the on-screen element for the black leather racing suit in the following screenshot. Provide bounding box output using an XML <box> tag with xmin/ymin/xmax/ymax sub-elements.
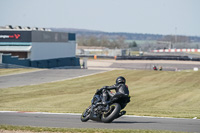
<box><xmin>102</xmin><ymin>83</ymin><xmax>129</xmax><ymax>104</ymax></box>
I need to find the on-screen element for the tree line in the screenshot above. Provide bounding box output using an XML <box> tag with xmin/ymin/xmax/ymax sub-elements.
<box><xmin>51</xmin><ymin>28</ymin><xmax>200</xmax><ymax>49</ymax></box>
<box><xmin>51</xmin><ymin>28</ymin><xmax>200</xmax><ymax>42</ymax></box>
<box><xmin>77</xmin><ymin>35</ymin><xmax>137</xmax><ymax>49</ymax></box>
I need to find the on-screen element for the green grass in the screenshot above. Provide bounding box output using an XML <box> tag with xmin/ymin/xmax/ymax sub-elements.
<box><xmin>0</xmin><ymin>70</ymin><xmax>200</xmax><ymax>118</ymax></box>
<box><xmin>0</xmin><ymin>125</ymin><xmax>187</xmax><ymax>133</ymax></box>
<box><xmin>0</xmin><ymin>68</ymin><xmax>39</xmax><ymax>76</ymax></box>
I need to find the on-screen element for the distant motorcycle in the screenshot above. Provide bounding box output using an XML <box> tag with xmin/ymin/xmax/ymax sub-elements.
<box><xmin>81</xmin><ymin>88</ymin><xmax>130</xmax><ymax>123</ymax></box>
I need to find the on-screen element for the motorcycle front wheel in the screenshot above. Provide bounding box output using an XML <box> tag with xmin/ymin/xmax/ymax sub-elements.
<box><xmin>101</xmin><ymin>103</ymin><xmax>121</xmax><ymax>123</ymax></box>
<box><xmin>81</xmin><ymin>105</ymin><xmax>91</xmax><ymax>122</ymax></box>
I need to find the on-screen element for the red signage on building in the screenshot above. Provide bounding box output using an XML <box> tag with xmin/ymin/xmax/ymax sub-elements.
<box><xmin>0</xmin><ymin>34</ymin><xmax>21</xmax><ymax>39</ymax></box>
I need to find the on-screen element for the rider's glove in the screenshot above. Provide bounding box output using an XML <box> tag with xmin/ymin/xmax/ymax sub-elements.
<box><xmin>102</xmin><ymin>86</ymin><xmax>108</xmax><ymax>89</ymax></box>
<box><xmin>96</xmin><ymin>86</ymin><xmax>108</xmax><ymax>94</ymax></box>
<box><xmin>96</xmin><ymin>89</ymin><xmax>101</xmax><ymax>94</ymax></box>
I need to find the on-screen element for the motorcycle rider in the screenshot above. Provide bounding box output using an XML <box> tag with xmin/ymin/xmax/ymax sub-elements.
<box><xmin>98</xmin><ymin>76</ymin><xmax>130</xmax><ymax>115</ymax></box>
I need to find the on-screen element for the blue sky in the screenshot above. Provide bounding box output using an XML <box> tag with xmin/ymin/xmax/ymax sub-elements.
<box><xmin>0</xmin><ymin>0</ymin><xmax>199</xmax><ymax>36</ymax></box>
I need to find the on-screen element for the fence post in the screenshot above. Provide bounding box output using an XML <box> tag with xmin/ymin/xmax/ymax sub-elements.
<box><xmin>0</xmin><ymin>53</ymin><xmax>2</xmax><ymax>64</ymax></box>
<box><xmin>83</xmin><ymin>58</ymin><xmax>88</xmax><ymax>69</ymax></box>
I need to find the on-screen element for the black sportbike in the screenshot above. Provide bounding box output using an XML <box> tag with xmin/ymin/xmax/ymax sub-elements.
<box><xmin>81</xmin><ymin>88</ymin><xmax>130</xmax><ymax>123</ymax></box>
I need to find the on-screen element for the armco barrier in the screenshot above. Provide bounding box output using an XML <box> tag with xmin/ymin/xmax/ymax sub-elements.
<box><xmin>2</xmin><ymin>54</ymin><xmax>80</xmax><ymax>68</ymax></box>
<box><xmin>78</xmin><ymin>55</ymin><xmax>200</xmax><ymax>62</ymax></box>
<box><xmin>30</xmin><ymin>57</ymin><xmax>80</xmax><ymax>68</ymax></box>
<box><xmin>2</xmin><ymin>54</ymin><xmax>30</xmax><ymax>66</ymax></box>
<box><xmin>116</xmin><ymin>56</ymin><xmax>196</xmax><ymax>61</ymax></box>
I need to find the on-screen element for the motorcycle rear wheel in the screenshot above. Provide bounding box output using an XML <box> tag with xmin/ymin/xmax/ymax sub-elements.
<box><xmin>101</xmin><ymin>103</ymin><xmax>121</xmax><ymax>123</ymax></box>
<box><xmin>81</xmin><ymin>105</ymin><xmax>91</xmax><ymax>122</ymax></box>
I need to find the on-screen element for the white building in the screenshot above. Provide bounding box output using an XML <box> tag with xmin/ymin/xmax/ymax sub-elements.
<box><xmin>0</xmin><ymin>27</ymin><xmax>80</xmax><ymax>68</ymax></box>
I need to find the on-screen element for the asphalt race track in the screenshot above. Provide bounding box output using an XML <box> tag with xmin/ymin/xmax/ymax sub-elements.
<box><xmin>87</xmin><ymin>59</ymin><xmax>200</xmax><ymax>71</ymax></box>
<box><xmin>0</xmin><ymin>112</ymin><xmax>200</xmax><ymax>132</ymax></box>
<box><xmin>1</xmin><ymin>60</ymin><xmax>200</xmax><ymax>89</ymax></box>
<box><xmin>0</xmin><ymin>69</ymin><xmax>105</xmax><ymax>89</ymax></box>
<box><xmin>110</xmin><ymin>62</ymin><xmax>200</xmax><ymax>71</ymax></box>
<box><xmin>1</xmin><ymin>60</ymin><xmax>200</xmax><ymax>132</ymax></box>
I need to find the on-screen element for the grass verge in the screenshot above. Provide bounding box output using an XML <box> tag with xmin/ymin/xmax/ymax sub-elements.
<box><xmin>0</xmin><ymin>70</ymin><xmax>200</xmax><ymax>118</ymax></box>
<box><xmin>0</xmin><ymin>68</ymin><xmax>39</xmax><ymax>76</ymax></box>
<box><xmin>0</xmin><ymin>125</ymin><xmax>186</xmax><ymax>133</ymax></box>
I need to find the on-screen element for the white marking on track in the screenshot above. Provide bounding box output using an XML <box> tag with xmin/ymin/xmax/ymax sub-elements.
<box><xmin>0</xmin><ymin>111</ymin><xmax>199</xmax><ymax>120</ymax></box>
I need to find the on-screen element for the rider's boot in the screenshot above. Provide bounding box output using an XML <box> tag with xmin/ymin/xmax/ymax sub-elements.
<box><xmin>104</xmin><ymin>104</ymin><xmax>110</xmax><ymax>112</ymax></box>
<box><xmin>117</xmin><ymin>111</ymin><xmax>126</xmax><ymax>118</ymax></box>
<box><xmin>102</xmin><ymin>101</ymin><xmax>110</xmax><ymax>112</ymax></box>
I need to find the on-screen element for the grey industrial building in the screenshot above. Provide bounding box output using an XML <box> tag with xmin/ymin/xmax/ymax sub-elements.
<box><xmin>0</xmin><ymin>26</ymin><xmax>80</xmax><ymax>68</ymax></box>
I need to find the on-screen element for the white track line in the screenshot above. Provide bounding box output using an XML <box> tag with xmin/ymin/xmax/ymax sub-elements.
<box><xmin>0</xmin><ymin>111</ymin><xmax>198</xmax><ymax>120</ymax></box>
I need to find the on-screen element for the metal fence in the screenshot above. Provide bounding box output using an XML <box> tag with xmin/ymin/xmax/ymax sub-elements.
<box><xmin>0</xmin><ymin>53</ymin><xmax>2</xmax><ymax>64</ymax></box>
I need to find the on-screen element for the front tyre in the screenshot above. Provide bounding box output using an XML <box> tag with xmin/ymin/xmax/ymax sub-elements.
<box><xmin>101</xmin><ymin>103</ymin><xmax>121</xmax><ymax>123</ymax></box>
<box><xmin>81</xmin><ymin>105</ymin><xmax>91</xmax><ymax>122</ymax></box>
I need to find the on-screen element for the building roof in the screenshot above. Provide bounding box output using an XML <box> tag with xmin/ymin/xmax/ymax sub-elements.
<box><xmin>0</xmin><ymin>30</ymin><xmax>75</xmax><ymax>42</ymax></box>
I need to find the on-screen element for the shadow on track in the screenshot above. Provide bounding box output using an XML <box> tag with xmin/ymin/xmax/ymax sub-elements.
<box><xmin>112</xmin><ymin>121</ymin><xmax>156</xmax><ymax>124</ymax></box>
<box><xmin>87</xmin><ymin>120</ymin><xmax>156</xmax><ymax>124</ymax></box>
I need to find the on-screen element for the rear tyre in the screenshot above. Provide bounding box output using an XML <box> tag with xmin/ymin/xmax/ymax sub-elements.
<box><xmin>81</xmin><ymin>105</ymin><xmax>91</xmax><ymax>122</ymax></box>
<box><xmin>101</xmin><ymin>103</ymin><xmax>121</xmax><ymax>123</ymax></box>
